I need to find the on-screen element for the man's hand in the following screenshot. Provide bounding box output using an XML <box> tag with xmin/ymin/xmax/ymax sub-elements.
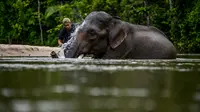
<box><xmin>58</xmin><ymin>39</ymin><xmax>63</xmax><ymax>47</ymax></box>
<box><xmin>58</xmin><ymin>43</ymin><xmax>63</xmax><ymax>47</ymax></box>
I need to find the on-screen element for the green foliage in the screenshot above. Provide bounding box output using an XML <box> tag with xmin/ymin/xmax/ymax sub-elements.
<box><xmin>167</xmin><ymin>0</ymin><xmax>200</xmax><ymax>53</ymax></box>
<box><xmin>0</xmin><ymin>0</ymin><xmax>200</xmax><ymax>53</ymax></box>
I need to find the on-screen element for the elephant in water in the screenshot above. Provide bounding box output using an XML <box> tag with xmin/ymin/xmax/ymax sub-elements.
<box><xmin>61</xmin><ymin>11</ymin><xmax>177</xmax><ymax>59</ymax></box>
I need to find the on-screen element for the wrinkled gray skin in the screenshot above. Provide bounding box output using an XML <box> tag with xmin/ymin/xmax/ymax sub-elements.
<box><xmin>65</xmin><ymin>11</ymin><xmax>176</xmax><ymax>59</ymax></box>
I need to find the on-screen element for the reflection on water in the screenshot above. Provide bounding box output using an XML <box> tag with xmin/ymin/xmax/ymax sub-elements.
<box><xmin>0</xmin><ymin>54</ymin><xmax>200</xmax><ymax>112</ymax></box>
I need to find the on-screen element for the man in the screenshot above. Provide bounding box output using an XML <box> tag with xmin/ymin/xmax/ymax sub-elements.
<box><xmin>58</xmin><ymin>18</ymin><xmax>76</xmax><ymax>47</ymax></box>
<box><xmin>50</xmin><ymin>18</ymin><xmax>78</xmax><ymax>58</ymax></box>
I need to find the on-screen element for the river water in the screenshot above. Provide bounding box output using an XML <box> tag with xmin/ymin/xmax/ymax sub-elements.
<box><xmin>0</xmin><ymin>54</ymin><xmax>200</xmax><ymax>112</ymax></box>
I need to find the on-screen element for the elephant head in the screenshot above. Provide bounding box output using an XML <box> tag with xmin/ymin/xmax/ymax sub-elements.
<box><xmin>65</xmin><ymin>11</ymin><xmax>128</xmax><ymax>58</ymax></box>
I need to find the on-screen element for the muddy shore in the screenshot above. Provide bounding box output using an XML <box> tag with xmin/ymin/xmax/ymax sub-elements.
<box><xmin>0</xmin><ymin>44</ymin><xmax>60</xmax><ymax>57</ymax></box>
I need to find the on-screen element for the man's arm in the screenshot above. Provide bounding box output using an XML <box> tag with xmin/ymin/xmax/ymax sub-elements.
<box><xmin>58</xmin><ymin>39</ymin><xmax>63</xmax><ymax>46</ymax></box>
<box><xmin>58</xmin><ymin>28</ymin><xmax>64</xmax><ymax>46</ymax></box>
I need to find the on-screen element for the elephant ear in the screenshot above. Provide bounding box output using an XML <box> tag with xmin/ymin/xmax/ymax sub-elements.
<box><xmin>108</xmin><ymin>18</ymin><xmax>127</xmax><ymax>49</ymax></box>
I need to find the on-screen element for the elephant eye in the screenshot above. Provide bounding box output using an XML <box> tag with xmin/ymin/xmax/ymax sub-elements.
<box><xmin>88</xmin><ymin>29</ymin><xmax>97</xmax><ymax>36</ymax></box>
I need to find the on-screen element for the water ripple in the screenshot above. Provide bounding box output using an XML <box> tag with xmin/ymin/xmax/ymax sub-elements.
<box><xmin>0</xmin><ymin>63</ymin><xmax>199</xmax><ymax>72</ymax></box>
<box><xmin>0</xmin><ymin>57</ymin><xmax>200</xmax><ymax>72</ymax></box>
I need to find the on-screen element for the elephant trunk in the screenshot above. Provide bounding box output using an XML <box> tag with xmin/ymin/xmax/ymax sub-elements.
<box><xmin>64</xmin><ymin>30</ymin><xmax>86</xmax><ymax>58</ymax></box>
<box><xmin>64</xmin><ymin>37</ymin><xmax>79</xmax><ymax>58</ymax></box>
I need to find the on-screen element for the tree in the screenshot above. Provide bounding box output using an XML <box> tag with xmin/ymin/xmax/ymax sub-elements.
<box><xmin>38</xmin><ymin>0</ymin><xmax>43</xmax><ymax>44</ymax></box>
<box><xmin>0</xmin><ymin>0</ymin><xmax>200</xmax><ymax>53</ymax></box>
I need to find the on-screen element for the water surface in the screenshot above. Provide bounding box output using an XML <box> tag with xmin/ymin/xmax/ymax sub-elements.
<box><xmin>0</xmin><ymin>54</ymin><xmax>200</xmax><ymax>112</ymax></box>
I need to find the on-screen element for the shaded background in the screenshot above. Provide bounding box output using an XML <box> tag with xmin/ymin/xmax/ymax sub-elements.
<box><xmin>0</xmin><ymin>0</ymin><xmax>200</xmax><ymax>53</ymax></box>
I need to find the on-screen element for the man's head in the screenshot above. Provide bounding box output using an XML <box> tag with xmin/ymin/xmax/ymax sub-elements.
<box><xmin>63</xmin><ymin>18</ymin><xmax>72</xmax><ymax>30</ymax></box>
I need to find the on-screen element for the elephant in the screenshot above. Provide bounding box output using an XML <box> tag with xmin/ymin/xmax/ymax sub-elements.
<box><xmin>64</xmin><ymin>11</ymin><xmax>177</xmax><ymax>59</ymax></box>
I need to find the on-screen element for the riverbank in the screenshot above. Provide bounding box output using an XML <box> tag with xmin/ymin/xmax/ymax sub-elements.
<box><xmin>0</xmin><ymin>44</ymin><xmax>60</xmax><ymax>57</ymax></box>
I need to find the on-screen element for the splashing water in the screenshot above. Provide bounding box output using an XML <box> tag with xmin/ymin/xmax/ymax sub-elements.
<box><xmin>57</xmin><ymin>21</ymin><xmax>87</xmax><ymax>58</ymax></box>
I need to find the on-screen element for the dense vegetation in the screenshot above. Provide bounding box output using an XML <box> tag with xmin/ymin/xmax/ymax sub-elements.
<box><xmin>0</xmin><ymin>0</ymin><xmax>200</xmax><ymax>53</ymax></box>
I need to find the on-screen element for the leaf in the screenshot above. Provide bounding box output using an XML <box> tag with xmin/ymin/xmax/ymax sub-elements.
<box><xmin>45</xmin><ymin>6</ymin><xmax>60</xmax><ymax>19</ymax></box>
